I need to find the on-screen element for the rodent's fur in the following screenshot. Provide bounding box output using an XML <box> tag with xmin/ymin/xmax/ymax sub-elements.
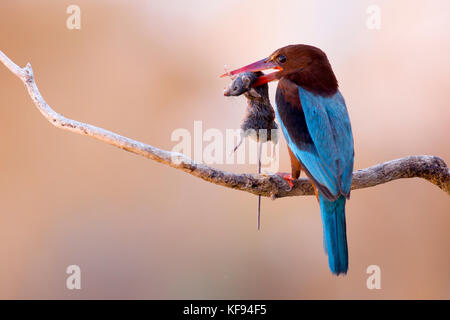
<box><xmin>224</xmin><ymin>72</ymin><xmax>278</xmax><ymax>150</ymax></box>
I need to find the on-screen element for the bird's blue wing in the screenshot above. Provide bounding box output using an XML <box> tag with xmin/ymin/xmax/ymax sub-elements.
<box><xmin>299</xmin><ymin>87</ymin><xmax>354</xmax><ymax>196</ymax></box>
<box><xmin>275</xmin><ymin>87</ymin><xmax>354</xmax><ymax>198</ymax></box>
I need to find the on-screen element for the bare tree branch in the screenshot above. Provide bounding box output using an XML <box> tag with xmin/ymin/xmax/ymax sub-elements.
<box><xmin>1</xmin><ymin>50</ymin><xmax>449</xmax><ymax>198</ymax></box>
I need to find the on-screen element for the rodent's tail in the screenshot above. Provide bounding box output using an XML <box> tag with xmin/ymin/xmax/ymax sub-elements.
<box><xmin>319</xmin><ymin>194</ymin><xmax>348</xmax><ymax>275</ymax></box>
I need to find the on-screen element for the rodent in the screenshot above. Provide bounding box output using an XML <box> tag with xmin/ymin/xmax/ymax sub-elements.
<box><xmin>223</xmin><ymin>71</ymin><xmax>279</xmax><ymax>230</ymax></box>
<box><xmin>224</xmin><ymin>71</ymin><xmax>278</xmax><ymax>152</ymax></box>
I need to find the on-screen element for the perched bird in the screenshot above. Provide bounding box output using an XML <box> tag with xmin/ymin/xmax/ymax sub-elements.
<box><xmin>222</xmin><ymin>44</ymin><xmax>354</xmax><ymax>275</ymax></box>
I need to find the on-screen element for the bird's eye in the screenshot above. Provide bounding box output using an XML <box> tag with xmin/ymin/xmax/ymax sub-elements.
<box><xmin>277</xmin><ymin>55</ymin><xmax>287</xmax><ymax>63</ymax></box>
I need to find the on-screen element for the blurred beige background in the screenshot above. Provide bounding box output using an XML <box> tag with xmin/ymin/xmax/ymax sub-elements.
<box><xmin>0</xmin><ymin>0</ymin><xmax>449</xmax><ymax>299</ymax></box>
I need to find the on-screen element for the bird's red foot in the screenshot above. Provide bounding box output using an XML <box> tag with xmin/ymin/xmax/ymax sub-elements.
<box><xmin>275</xmin><ymin>172</ymin><xmax>295</xmax><ymax>188</ymax></box>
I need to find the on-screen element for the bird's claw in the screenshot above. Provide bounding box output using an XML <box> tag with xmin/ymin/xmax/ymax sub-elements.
<box><xmin>275</xmin><ymin>172</ymin><xmax>295</xmax><ymax>189</ymax></box>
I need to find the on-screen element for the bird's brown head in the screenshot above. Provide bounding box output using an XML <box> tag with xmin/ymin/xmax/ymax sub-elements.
<box><xmin>222</xmin><ymin>44</ymin><xmax>338</xmax><ymax>96</ymax></box>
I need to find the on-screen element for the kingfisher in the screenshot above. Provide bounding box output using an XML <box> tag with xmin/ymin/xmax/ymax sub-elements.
<box><xmin>223</xmin><ymin>44</ymin><xmax>354</xmax><ymax>275</ymax></box>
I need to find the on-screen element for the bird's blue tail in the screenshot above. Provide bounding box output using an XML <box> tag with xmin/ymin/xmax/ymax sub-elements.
<box><xmin>319</xmin><ymin>194</ymin><xmax>348</xmax><ymax>275</ymax></box>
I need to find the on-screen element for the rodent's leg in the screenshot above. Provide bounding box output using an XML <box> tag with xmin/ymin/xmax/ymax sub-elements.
<box><xmin>231</xmin><ymin>136</ymin><xmax>243</xmax><ymax>154</ymax></box>
<box><xmin>270</xmin><ymin>141</ymin><xmax>277</xmax><ymax>161</ymax></box>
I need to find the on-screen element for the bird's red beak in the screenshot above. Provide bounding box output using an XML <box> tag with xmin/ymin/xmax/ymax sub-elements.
<box><xmin>221</xmin><ymin>57</ymin><xmax>282</xmax><ymax>87</ymax></box>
